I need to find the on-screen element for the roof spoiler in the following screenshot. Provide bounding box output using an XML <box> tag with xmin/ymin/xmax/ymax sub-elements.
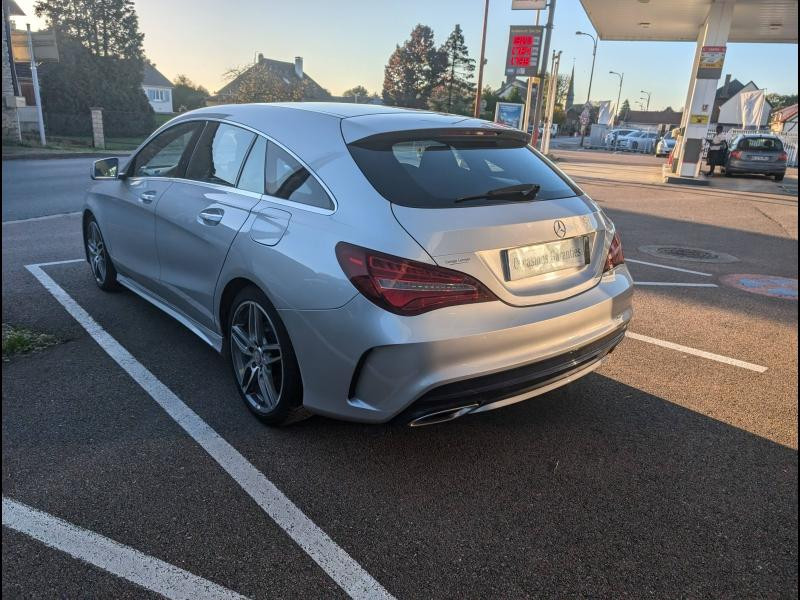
<box><xmin>347</xmin><ymin>127</ymin><xmax>529</xmax><ymax>149</ymax></box>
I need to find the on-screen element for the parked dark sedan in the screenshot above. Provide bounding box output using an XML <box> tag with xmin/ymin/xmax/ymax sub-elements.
<box><xmin>724</xmin><ymin>134</ymin><xmax>788</xmax><ymax>181</ymax></box>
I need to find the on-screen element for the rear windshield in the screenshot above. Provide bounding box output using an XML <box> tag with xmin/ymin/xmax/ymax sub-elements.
<box><xmin>347</xmin><ymin>132</ymin><xmax>579</xmax><ymax>208</ymax></box>
<box><xmin>737</xmin><ymin>137</ymin><xmax>783</xmax><ymax>151</ymax></box>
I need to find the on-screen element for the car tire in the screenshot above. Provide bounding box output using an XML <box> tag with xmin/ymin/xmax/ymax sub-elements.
<box><xmin>774</xmin><ymin>174</ymin><xmax>785</xmax><ymax>182</ymax></box>
<box><xmin>84</xmin><ymin>216</ymin><xmax>120</xmax><ymax>291</ymax></box>
<box><xmin>225</xmin><ymin>285</ymin><xmax>310</xmax><ymax>426</ymax></box>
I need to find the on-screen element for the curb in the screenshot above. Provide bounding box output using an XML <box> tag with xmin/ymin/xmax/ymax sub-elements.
<box><xmin>3</xmin><ymin>151</ymin><xmax>131</xmax><ymax>161</ymax></box>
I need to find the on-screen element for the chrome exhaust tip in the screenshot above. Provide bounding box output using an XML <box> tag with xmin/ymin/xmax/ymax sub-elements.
<box><xmin>408</xmin><ymin>404</ymin><xmax>479</xmax><ymax>427</ymax></box>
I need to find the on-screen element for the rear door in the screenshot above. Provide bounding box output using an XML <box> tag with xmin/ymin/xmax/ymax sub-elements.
<box><xmin>107</xmin><ymin>121</ymin><xmax>202</xmax><ymax>287</ymax></box>
<box><xmin>345</xmin><ymin>126</ymin><xmax>611</xmax><ymax>306</ymax></box>
<box><xmin>154</xmin><ymin>121</ymin><xmax>263</xmax><ymax>330</ymax></box>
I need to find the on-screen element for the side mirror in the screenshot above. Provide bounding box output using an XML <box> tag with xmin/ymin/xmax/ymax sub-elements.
<box><xmin>91</xmin><ymin>157</ymin><xmax>120</xmax><ymax>180</ymax></box>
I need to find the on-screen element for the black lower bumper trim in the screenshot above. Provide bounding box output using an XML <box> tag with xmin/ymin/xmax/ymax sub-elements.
<box><xmin>395</xmin><ymin>327</ymin><xmax>626</xmax><ymax>424</ymax></box>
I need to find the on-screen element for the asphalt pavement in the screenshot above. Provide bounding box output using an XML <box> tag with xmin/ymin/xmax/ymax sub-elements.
<box><xmin>2</xmin><ymin>151</ymin><xmax>798</xmax><ymax>598</ymax></box>
<box><xmin>2</xmin><ymin>156</ymin><xmax>126</xmax><ymax>222</ymax></box>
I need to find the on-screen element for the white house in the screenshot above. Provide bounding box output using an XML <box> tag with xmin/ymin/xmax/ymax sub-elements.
<box><xmin>142</xmin><ymin>63</ymin><xmax>173</xmax><ymax>114</ymax></box>
<box><xmin>716</xmin><ymin>81</ymin><xmax>772</xmax><ymax>128</ymax></box>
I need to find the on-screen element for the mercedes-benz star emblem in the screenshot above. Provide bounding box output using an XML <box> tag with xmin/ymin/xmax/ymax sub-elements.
<box><xmin>554</xmin><ymin>220</ymin><xmax>567</xmax><ymax>238</ymax></box>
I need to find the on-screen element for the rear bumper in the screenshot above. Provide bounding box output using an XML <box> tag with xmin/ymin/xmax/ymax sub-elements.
<box><xmin>279</xmin><ymin>266</ymin><xmax>634</xmax><ymax>423</ymax></box>
<box><xmin>728</xmin><ymin>159</ymin><xmax>786</xmax><ymax>174</ymax></box>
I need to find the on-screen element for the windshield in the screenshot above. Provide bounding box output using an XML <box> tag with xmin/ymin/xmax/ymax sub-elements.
<box><xmin>738</xmin><ymin>137</ymin><xmax>784</xmax><ymax>151</ymax></box>
<box><xmin>347</xmin><ymin>132</ymin><xmax>579</xmax><ymax>208</ymax></box>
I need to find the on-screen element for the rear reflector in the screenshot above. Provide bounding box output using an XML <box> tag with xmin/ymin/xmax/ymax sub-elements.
<box><xmin>730</xmin><ymin>150</ymin><xmax>742</xmax><ymax>160</ymax></box>
<box><xmin>335</xmin><ymin>242</ymin><xmax>497</xmax><ymax>315</ymax></box>
<box><xmin>603</xmin><ymin>232</ymin><xmax>624</xmax><ymax>273</ymax></box>
<box><xmin>779</xmin><ymin>151</ymin><xmax>788</xmax><ymax>162</ymax></box>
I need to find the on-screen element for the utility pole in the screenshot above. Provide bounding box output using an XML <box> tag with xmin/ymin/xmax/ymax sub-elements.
<box><xmin>26</xmin><ymin>24</ymin><xmax>46</xmax><ymax>146</ymax></box>
<box><xmin>576</xmin><ymin>30</ymin><xmax>597</xmax><ymax>148</ymax></box>
<box><xmin>609</xmin><ymin>71</ymin><xmax>624</xmax><ymax>125</ymax></box>
<box><xmin>522</xmin><ymin>9</ymin><xmax>541</xmax><ymax>138</ymax></box>
<box><xmin>473</xmin><ymin>0</ymin><xmax>490</xmax><ymax>118</ymax></box>
<box><xmin>530</xmin><ymin>0</ymin><xmax>556</xmax><ymax>148</ymax></box>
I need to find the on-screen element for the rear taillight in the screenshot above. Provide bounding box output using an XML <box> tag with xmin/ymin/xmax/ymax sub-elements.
<box><xmin>335</xmin><ymin>242</ymin><xmax>497</xmax><ymax>315</ymax></box>
<box><xmin>730</xmin><ymin>150</ymin><xmax>742</xmax><ymax>160</ymax></box>
<box><xmin>779</xmin><ymin>151</ymin><xmax>788</xmax><ymax>161</ymax></box>
<box><xmin>603</xmin><ymin>232</ymin><xmax>624</xmax><ymax>273</ymax></box>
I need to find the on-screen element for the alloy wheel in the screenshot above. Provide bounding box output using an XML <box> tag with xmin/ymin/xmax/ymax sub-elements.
<box><xmin>86</xmin><ymin>221</ymin><xmax>107</xmax><ymax>284</ymax></box>
<box><xmin>230</xmin><ymin>301</ymin><xmax>284</xmax><ymax>413</ymax></box>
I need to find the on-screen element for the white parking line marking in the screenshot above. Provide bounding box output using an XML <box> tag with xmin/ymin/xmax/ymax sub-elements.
<box><xmin>25</xmin><ymin>262</ymin><xmax>395</xmax><ymax>600</ymax></box>
<box><xmin>2</xmin><ymin>211</ymin><xmax>82</xmax><ymax>225</ymax></box>
<box><xmin>29</xmin><ymin>258</ymin><xmax>85</xmax><ymax>267</ymax></box>
<box><xmin>3</xmin><ymin>497</ymin><xmax>247</xmax><ymax>600</ymax></box>
<box><xmin>626</xmin><ymin>258</ymin><xmax>713</xmax><ymax>277</ymax></box>
<box><xmin>626</xmin><ymin>332</ymin><xmax>768</xmax><ymax>373</ymax></box>
<box><xmin>634</xmin><ymin>281</ymin><xmax>718</xmax><ymax>287</ymax></box>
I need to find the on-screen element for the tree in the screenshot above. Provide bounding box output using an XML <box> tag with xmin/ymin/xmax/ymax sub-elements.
<box><xmin>382</xmin><ymin>24</ymin><xmax>446</xmax><ymax>108</ymax></box>
<box><xmin>506</xmin><ymin>87</ymin><xmax>523</xmax><ymax>104</ymax></box>
<box><xmin>542</xmin><ymin>73</ymin><xmax>570</xmax><ymax>111</ymax></box>
<box><xmin>428</xmin><ymin>24</ymin><xmax>475</xmax><ymax>114</ymax></box>
<box><xmin>222</xmin><ymin>63</ymin><xmax>304</xmax><ymax>103</ymax></box>
<box><xmin>479</xmin><ymin>85</ymin><xmax>498</xmax><ymax>120</ymax></box>
<box><xmin>35</xmin><ymin>0</ymin><xmax>144</xmax><ymax>60</ymax></box>
<box><xmin>342</xmin><ymin>85</ymin><xmax>370</xmax><ymax>101</ymax></box>
<box><xmin>172</xmin><ymin>75</ymin><xmax>210</xmax><ymax>112</ymax></box>
<box><xmin>34</xmin><ymin>0</ymin><xmax>154</xmax><ymax>137</ymax></box>
<box><xmin>766</xmin><ymin>93</ymin><xmax>798</xmax><ymax>110</ymax></box>
<box><xmin>620</xmin><ymin>99</ymin><xmax>631</xmax><ymax>120</ymax></box>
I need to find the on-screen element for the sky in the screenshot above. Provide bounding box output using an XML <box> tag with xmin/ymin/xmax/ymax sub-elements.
<box><xmin>12</xmin><ymin>0</ymin><xmax>799</xmax><ymax>110</ymax></box>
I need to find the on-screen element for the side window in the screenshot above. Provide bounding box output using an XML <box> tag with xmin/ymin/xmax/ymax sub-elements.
<box><xmin>237</xmin><ymin>136</ymin><xmax>267</xmax><ymax>194</ymax></box>
<box><xmin>265</xmin><ymin>141</ymin><xmax>333</xmax><ymax>210</ymax></box>
<box><xmin>131</xmin><ymin>121</ymin><xmax>202</xmax><ymax>178</ymax></box>
<box><xmin>186</xmin><ymin>122</ymin><xmax>255</xmax><ymax>187</ymax></box>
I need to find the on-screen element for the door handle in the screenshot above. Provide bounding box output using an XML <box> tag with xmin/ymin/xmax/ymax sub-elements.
<box><xmin>139</xmin><ymin>190</ymin><xmax>157</xmax><ymax>204</ymax></box>
<box><xmin>198</xmin><ymin>208</ymin><xmax>224</xmax><ymax>225</ymax></box>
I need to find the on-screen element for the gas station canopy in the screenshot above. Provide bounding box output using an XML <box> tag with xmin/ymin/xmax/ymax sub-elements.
<box><xmin>579</xmin><ymin>0</ymin><xmax>798</xmax><ymax>43</ymax></box>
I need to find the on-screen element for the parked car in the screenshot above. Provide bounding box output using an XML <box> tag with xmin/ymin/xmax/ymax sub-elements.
<box><xmin>605</xmin><ymin>128</ymin><xmax>638</xmax><ymax>147</ymax></box>
<box><xmin>723</xmin><ymin>134</ymin><xmax>788</xmax><ymax>181</ymax></box>
<box><xmin>655</xmin><ymin>132</ymin><xmax>676</xmax><ymax>157</ymax></box>
<box><xmin>633</xmin><ymin>131</ymin><xmax>659</xmax><ymax>153</ymax></box>
<box><xmin>615</xmin><ymin>130</ymin><xmax>648</xmax><ymax>151</ymax></box>
<box><xmin>84</xmin><ymin>103</ymin><xmax>633</xmax><ymax>426</ymax></box>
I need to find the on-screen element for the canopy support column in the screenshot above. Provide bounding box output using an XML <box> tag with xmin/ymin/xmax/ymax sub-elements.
<box><xmin>675</xmin><ymin>0</ymin><xmax>734</xmax><ymax>178</ymax></box>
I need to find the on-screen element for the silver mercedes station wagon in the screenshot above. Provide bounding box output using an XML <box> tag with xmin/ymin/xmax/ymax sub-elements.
<box><xmin>84</xmin><ymin>103</ymin><xmax>633</xmax><ymax>426</ymax></box>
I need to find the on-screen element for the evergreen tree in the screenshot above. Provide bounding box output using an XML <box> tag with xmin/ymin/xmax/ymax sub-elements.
<box><xmin>382</xmin><ymin>25</ymin><xmax>446</xmax><ymax>108</ymax></box>
<box><xmin>620</xmin><ymin>98</ymin><xmax>631</xmax><ymax>120</ymax></box>
<box><xmin>428</xmin><ymin>24</ymin><xmax>475</xmax><ymax>114</ymax></box>
<box><xmin>34</xmin><ymin>0</ymin><xmax>154</xmax><ymax>137</ymax></box>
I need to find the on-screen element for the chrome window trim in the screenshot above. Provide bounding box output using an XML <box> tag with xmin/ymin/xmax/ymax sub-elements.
<box><xmin>129</xmin><ymin>116</ymin><xmax>338</xmax><ymax>215</ymax></box>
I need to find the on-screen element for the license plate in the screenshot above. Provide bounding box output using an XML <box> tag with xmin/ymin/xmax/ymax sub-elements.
<box><xmin>751</xmin><ymin>156</ymin><xmax>769</xmax><ymax>161</ymax></box>
<box><xmin>502</xmin><ymin>236</ymin><xmax>590</xmax><ymax>281</ymax></box>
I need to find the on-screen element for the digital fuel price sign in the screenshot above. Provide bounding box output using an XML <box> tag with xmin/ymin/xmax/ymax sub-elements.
<box><xmin>505</xmin><ymin>25</ymin><xmax>543</xmax><ymax>77</ymax></box>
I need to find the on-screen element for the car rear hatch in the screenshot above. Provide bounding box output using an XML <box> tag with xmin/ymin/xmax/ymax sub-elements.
<box><xmin>342</xmin><ymin>117</ymin><xmax>612</xmax><ymax>307</ymax></box>
<box><xmin>736</xmin><ymin>138</ymin><xmax>785</xmax><ymax>164</ymax></box>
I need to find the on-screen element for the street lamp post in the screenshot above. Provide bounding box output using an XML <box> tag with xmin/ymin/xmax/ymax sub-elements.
<box><xmin>609</xmin><ymin>71</ymin><xmax>623</xmax><ymax>125</ymax></box>
<box><xmin>576</xmin><ymin>30</ymin><xmax>597</xmax><ymax>148</ymax></box>
<box><xmin>640</xmin><ymin>89</ymin><xmax>652</xmax><ymax>112</ymax></box>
